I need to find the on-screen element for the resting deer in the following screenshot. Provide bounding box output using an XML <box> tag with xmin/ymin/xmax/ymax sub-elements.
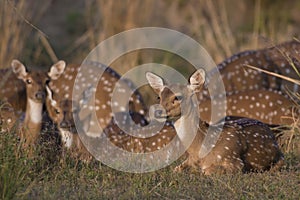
<box><xmin>146</xmin><ymin>69</ymin><xmax>284</xmax><ymax>174</ymax></box>
<box><xmin>48</xmin><ymin>61</ymin><xmax>148</xmax><ymax>132</ymax></box>
<box><xmin>199</xmin><ymin>89</ymin><xmax>295</xmax><ymax>125</ymax></box>
<box><xmin>45</xmin><ymin>61</ymin><xmax>175</xmax><ymax>161</ymax></box>
<box><xmin>45</xmin><ymin>84</ymin><xmax>177</xmax><ymax>161</ymax></box>
<box><xmin>0</xmin><ymin>67</ymin><xmax>26</xmax><ymax>113</ymax></box>
<box><xmin>195</xmin><ymin>40</ymin><xmax>299</xmax><ymax>126</ymax></box>
<box><xmin>0</xmin><ymin>100</ymin><xmax>17</xmax><ymax>132</ymax></box>
<box><xmin>211</xmin><ymin>40</ymin><xmax>300</xmax><ymax>93</ymax></box>
<box><xmin>45</xmin><ymin>61</ymin><xmax>148</xmax><ymax>160</ymax></box>
<box><xmin>11</xmin><ymin>59</ymin><xmax>65</xmax><ymax>155</ymax></box>
<box><xmin>45</xmin><ymin>90</ymin><xmax>92</xmax><ymax>161</ymax></box>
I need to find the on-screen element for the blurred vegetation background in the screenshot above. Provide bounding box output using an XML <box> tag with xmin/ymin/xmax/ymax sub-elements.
<box><xmin>1</xmin><ymin>0</ymin><xmax>300</xmax><ymax>71</ymax></box>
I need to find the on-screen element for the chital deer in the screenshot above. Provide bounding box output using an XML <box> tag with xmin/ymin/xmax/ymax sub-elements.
<box><xmin>0</xmin><ymin>100</ymin><xmax>17</xmax><ymax>132</ymax></box>
<box><xmin>45</xmin><ymin>85</ymin><xmax>177</xmax><ymax>161</ymax></box>
<box><xmin>210</xmin><ymin>40</ymin><xmax>300</xmax><ymax>94</ymax></box>
<box><xmin>94</xmin><ymin>111</ymin><xmax>177</xmax><ymax>153</ymax></box>
<box><xmin>45</xmin><ymin>89</ymin><xmax>92</xmax><ymax>161</ymax></box>
<box><xmin>146</xmin><ymin>69</ymin><xmax>284</xmax><ymax>175</ymax></box>
<box><xmin>263</xmin><ymin>40</ymin><xmax>300</xmax><ymax>92</ymax></box>
<box><xmin>11</xmin><ymin>59</ymin><xmax>66</xmax><ymax>155</ymax></box>
<box><xmin>48</xmin><ymin>61</ymin><xmax>148</xmax><ymax>132</ymax></box>
<box><xmin>0</xmin><ymin>67</ymin><xmax>26</xmax><ymax>113</ymax></box>
<box><xmin>45</xmin><ymin>61</ymin><xmax>148</xmax><ymax>160</ymax></box>
<box><xmin>199</xmin><ymin>89</ymin><xmax>294</xmax><ymax>125</ymax></box>
<box><xmin>195</xmin><ymin>40</ymin><xmax>299</xmax><ymax>126</ymax></box>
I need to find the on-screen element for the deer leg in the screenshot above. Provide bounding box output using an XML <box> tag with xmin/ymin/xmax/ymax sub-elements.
<box><xmin>269</xmin><ymin>156</ymin><xmax>285</xmax><ymax>172</ymax></box>
<box><xmin>173</xmin><ymin>154</ymin><xmax>199</xmax><ymax>172</ymax></box>
<box><xmin>201</xmin><ymin>157</ymin><xmax>245</xmax><ymax>175</ymax></box>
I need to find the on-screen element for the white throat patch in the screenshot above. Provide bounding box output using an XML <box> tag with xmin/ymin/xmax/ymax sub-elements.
<box><xmin>28</xmin><ymin>99</ymin><xmax>43</xmax><ymax>124</ymax></box>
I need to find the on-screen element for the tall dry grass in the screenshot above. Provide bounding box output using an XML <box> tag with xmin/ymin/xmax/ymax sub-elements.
<box><xmin>1</xmin><ymin>1</ymin><xmax>299</xmax><ymax>68</ymax></box>
<box><xmin>0</xmin><ymin>0</ymin><xmax>51</xmax><ymax>69</ymax></box>
<box><xmin>61</xmin><ymin>1</ymin><xmax>299</xmax><ymax>72</ymax></box>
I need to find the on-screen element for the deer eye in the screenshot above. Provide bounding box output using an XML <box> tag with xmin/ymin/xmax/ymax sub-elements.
<box><xmin>175</xmin><ymin>95</ymin><xmax>183</xmax><ymax>101</ymax></box>
<box><xmin>157</xmin><ymin>96</ymin><xmax>160</xmax><ymax>100</ymax></box>
<box><xmin>26</xmin><ymin>79</ymin><xmax>32</xmax><ymax>84</ymax></box>
<box><xmin>45</xmin><ymin>79</ymin><xmax>50</xmax><ymax>85</ymax></box>
<box><xmin>72</xmin><ymin>108</ymin><xmax>79</xmax><ymax>114</ymax></box>
<box><xmin>55</xmin><ymin>109</ymin><xmax>60</xmax><ymax>115</ymax></box>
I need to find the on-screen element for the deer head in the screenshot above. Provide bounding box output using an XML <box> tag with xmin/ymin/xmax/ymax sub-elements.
<box><xmin>11</xmin><ymin>59</ymin><xmax>66</xmax><ymax>103</ymax></box>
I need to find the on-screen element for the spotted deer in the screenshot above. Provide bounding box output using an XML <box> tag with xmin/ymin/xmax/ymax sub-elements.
<box><xmin>0</xmin><ymin>67</ymin><xmax>27</xmax><ymax>113</ymax></box>
<box><xmin>209</xmin><ymin>40</ymin><xmax>300</xmax><ymax>94</ymax></box>
<box><xmin>48</xmin><ymin>61</ymin><xmax>148</xmax><ymax>132</ymax></box>
<box><xmin>0</xmin><ymin>100</ymin><xmax>17</xmax><ymax>132</ymax></box>
<box><xmin>146</xmin><ymin>69</ymin><xmax>284</xmax><ymax>175</ymax></box>
<box><xmin>45</xmin><ymin>90</ymin><xmax>92</xmax><ymax>161</ymax></box>
<box><xmin>11</xmin><ymin>59</ymin><xmax>66</xmax><ymax>155</ymax></box>
<box><xmin>199</xmin><ymin>89</ymin><xmax>295</xmax><ymax>125</ymax></box>
<box><xmin>103</xmin><ymin>114</ymin><xmax>176</xmax><ymax>153</ymax></box>
<box><xmin>45</xmin><ymin>61</ymin><xmax>148</xmax><ymax>160</ymax></box>
<box><xmin>197</xmin><ymin>40</ymin><xmax>299</xmax><ymax>126</ymax></box>
<box><xmin>45</xmin><ymin>85</ymin><xmax>177</xmax><ymax>161</ymax></box>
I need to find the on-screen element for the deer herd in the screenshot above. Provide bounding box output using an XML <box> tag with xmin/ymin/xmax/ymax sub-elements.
<box><xmin>0</xmin><ymin>40</ymin><xmax>299</xmax><ymax>175</ymax></box>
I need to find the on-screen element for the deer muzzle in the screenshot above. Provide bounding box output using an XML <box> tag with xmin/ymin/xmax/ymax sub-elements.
<box><xmin>35</xmin><ymin>91</ymin><xmax>46</xmax><ymax>101</ymax></box>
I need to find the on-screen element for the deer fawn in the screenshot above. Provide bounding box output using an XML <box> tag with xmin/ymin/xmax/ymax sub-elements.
<box><xmin>11</xmin><ymin>59</ymin><xmax>66</xmax><ymax>155</ymax></box>
<box><xmin>45</xmin><ymin>89</ymin><xmax>92</xmax><ymax>161</ymax></box>
<box><xmin>146</xmin><ymin>69</ymin><xmax>284</xmax><ymax>175</ymax></box>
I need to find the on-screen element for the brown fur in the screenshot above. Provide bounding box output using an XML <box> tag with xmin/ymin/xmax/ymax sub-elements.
<box><xmin>45</xmin><ymin>63</ymin><xmax>177</xmax><ymax>160</ymax></box>
<box><xmin>199</xmin><ymin>89</ymin><xmax>295</xmax><ymax>125</ymax></box>
<box><xmin>0</xmin><ymin>101</ymin><xmax>17</xmax><ymax>132</ymax></box>
<box><xmin>48</xmin><ymin>61</ymin><xmax>148</xmax><ymax>131</ymax></box>
<box><xmin>0</xmin><ymin>68</ymin><xmax>26</xmax><ymax>112</ymax></box>
<box><xmin>197</xmin><ymin>41</ymin><xmax>300</xmax><ymax>126</ymax></box>
<box><xmin>212</xmin><ymin>40</ymin><xmax>300</xmax><ymax>93</ymax></box>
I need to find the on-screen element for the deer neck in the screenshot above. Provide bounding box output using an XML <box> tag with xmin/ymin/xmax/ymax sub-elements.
<box><xmin>23</xmin><ymin>98</ymin><xmax>43</xmax><ymax>134</ymax></box>
<box><xmin>173</xmin><ymin>96</ymin><xmax>206</xmax><ymax>147</ymax></box>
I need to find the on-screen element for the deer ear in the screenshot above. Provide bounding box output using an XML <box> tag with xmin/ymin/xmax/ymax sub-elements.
<box><xmin>146</xmin><ymin>72</ymin><xmax>164</xmax><ymax>94</ymax></box>
<box><xmin>48</xmin><ymin>60</ymin><xmax>66</xmax><ymax>80</ymax></box>
<box><xmin>45</xmin><ymin>85</ymin><xmax>57</xmax><ymax>106</ymax></box>
<box><xmin>11</xmin><ymin>59</ymin><xmax>28</xmax><ymax>80</ymax></box>
<box><xmin>189</xmin><ymin>69</ymin><xmax>206</xmax><ymax>92</ymax></box>
<box><xmin>45</xmin><ymin>85</ymin><xmax>52</xmax><ymax>100</ymax></box>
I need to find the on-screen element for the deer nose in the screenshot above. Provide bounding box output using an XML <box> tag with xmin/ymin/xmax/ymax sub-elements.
<box><xmin>60</xmin><ymin>121</ymin><xmax>69</xmax><ymax>128</ymax></box>
<box><xmin>155</xmin><ymin>110</ymin><xmax>163</xmax><ymax>118</ymax></box>
<box><xmin>36</xmin><ymin>91</ymin><xmax>45</xmax><ymax>100</ymax></box>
